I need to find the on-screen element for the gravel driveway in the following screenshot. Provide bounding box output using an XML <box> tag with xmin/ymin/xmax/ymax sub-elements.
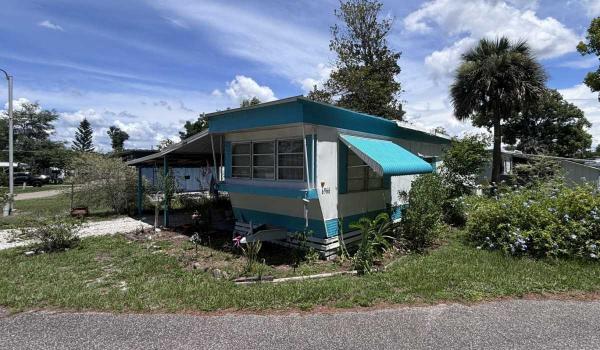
<box><xmin>0</xmin><ymin>217</ymin><xmax>152</xmax><ymax>250</ymax></box>
<box><xmin>1</xmin><ymin>299</ymin><xmax>599</xmax><ymax>349</ymax></box>
<box><xmin>14</xmin><ymin>190</ymin><xmax>64</xmax><ymax>201</ymax></box>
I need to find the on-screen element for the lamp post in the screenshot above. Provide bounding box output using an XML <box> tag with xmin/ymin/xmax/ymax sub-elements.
<box><xmin>0</xmin><ymin>69</ymin><xmax>13</xmax><ymax>215</ymax></box>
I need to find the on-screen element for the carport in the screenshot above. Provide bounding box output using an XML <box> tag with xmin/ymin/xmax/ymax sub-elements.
<box><xmin>126</xmin><ymin>130</ymin><xmax>223</xmax><ymax>226</ymax></box>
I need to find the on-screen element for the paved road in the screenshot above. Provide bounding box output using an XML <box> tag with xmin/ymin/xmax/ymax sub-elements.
<box><xmin>1</xmin><ymin>300</ymin><xmax>599</xmax><ymax>349</ymax></box>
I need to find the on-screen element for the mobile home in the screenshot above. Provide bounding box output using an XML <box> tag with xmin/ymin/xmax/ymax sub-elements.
<box><xmin>129</xmin><ymin>96</ymin><xmax>450</xmax><ymax>257</ymax></box>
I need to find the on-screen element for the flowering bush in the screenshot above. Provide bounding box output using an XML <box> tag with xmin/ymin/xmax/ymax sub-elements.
<box><xmin>466</xmin><ymin>182</ymin><xmax>600</xmax><ymax>260</ymax></box>
<box><xmin>15</xmin><ymin>215</ymin><xmax>83</xmax><ymax>252</ymax></box>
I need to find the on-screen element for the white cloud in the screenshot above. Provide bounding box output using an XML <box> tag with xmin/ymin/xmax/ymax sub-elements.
<box><xmin>404</xmin><ymin>0</ymin><xmax>580</xmax><ymax>80</ymax></box>
<box><xmin>147</xmin><ymin>0</ymin><xmax>331</xmax><ymax>89</ymax></box>
<box><xmin>399</xmin><ymin>59</ymin><xmax>485</xmax><ymax>139</ymax></box>
<box><xmin>224</xmin><ymin>75</ymin><xmax>276</xmax><ymax>104</ymax></box>
<box><xmin>3</xmin><ymin>97</ymin><xmax>33</xmax><ymax>111</ymax></box>
<box><xmin>298</xmin><ymin>63</ymin><xmax>333</xmax><ymax>93</ymax></box>
<box><xmin>424</xmin><ymin>37</ymin><xmax>477</xmax><ymax>82</ymax></box>
<box><xmin>12</xmin><ymin>82</ymin><xmax>238</xmax><ymax>151</ymax></box>
<box><xmin>558</xmin><ymin>83</ymin><xmax>600</xmax><ymax>145</ymax></box>
<box><xmin>57</xmin><ymin>108</ymin><xmax>184</xmax><ymax>151</ymax></box>
<box><xmin>38</xmin><ymin>20</ymin><xmax>64</xmax><ymax>31</ymax></box>
<box><xmin>580</xmin><ymin>0</ymin><xmax>600</xmax><ymax>17</ymax></box>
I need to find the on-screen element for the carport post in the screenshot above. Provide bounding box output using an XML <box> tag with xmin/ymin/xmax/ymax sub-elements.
<box><xmin>163</xmin><ymin>156</ymin><xmax>169</xmax><ymax>227</ymax></box>
<box><xmin>136</xmin><ymin>167</ymin><xmax>143</xmax><ymax>216</ymax></box>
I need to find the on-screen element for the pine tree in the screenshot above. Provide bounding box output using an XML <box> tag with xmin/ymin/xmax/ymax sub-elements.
<box><xmin>72</xmin><ymin>118</ymin><xmax>95</xmax><ymax>152</ymax></box>
<box><xmin>309</xmin><ymin>0</ymin><xmax>404</xmax><ymax>120</ymax></box>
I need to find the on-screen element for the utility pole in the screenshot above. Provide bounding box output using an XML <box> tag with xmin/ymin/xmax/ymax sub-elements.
<box><xmin>0</xmin><ymin>69</ymin><xmax>13</xmax><ymax>215</ymax></box>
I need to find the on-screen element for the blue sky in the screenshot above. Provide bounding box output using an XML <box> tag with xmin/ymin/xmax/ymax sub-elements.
<box><xmin>1</xmin><ymin>0</ymin><xmax>599</xmax><ymax>151</ymax></box>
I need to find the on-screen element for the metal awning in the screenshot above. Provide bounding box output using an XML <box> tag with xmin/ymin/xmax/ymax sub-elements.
<box><xmin>339</xmin><ymin>134</ymin><xmax>433</xmax><ymax>176</ymax></box>
<box><xmin>126</xmin><ymin>130</ymin><xmax>220</xmax><ymax>166</ymax></box>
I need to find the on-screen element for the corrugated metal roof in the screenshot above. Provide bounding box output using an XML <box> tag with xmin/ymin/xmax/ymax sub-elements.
<box><xmin>339</xmin><ymin>134</ymin><xmax>433</xmax><ymax>176</ymax></box>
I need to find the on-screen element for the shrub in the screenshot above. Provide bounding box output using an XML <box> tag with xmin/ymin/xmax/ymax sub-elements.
<box><xmin>466</xmin><ymin>181</ymin><xmax>600</xmax><ymax>260</ymax></box>
<box><xmin>441</xmin><ymin>134</ymin><xmax>490</xmax><ymax>198</ymax></box>
<box><xmin>0</xmin><ymin>187</ymin><xmax>9</xmax><ymax>208</ymax></box>
<box><xmin>513</xmin><ymin>157</ymin><xmax>563</xmax><ymax>186</ymax></box>
<box><xmin>350</xmin><ymin>213</ymin><xmax>394</xmax><ymax>274</ymax></box>
<box><xmin>241</xmin><ymin>240</ymin><xmax>262</xmax><ymax>275</ymax></box>
<box><xmin>71</xmin><ymin>153</ymin><xmax>138</xmax><ymax>214</ymax></box>
<box><xmin>0</xmin><ymin>171</ymin><xmax>7</xmax><ymax>187</ymax></box>
<box><xmin>15</xmin><ymin>215</ymin><xmax>83</xmax><ymax>252</ymax></box>
<box><xmin>397</xmin><ymin>173</ymin><xmax>445</xmax><ymax>252</ymax></box>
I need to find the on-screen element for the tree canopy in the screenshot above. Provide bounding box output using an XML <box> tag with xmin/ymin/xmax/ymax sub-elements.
<box><xmin>503</xmin><ymin>89</ymin><xmax>592</xmax><ymax>158</ymax></box>
<box><xmin>308</xmin><ymin>0</ymin><xmax>404</xmax><ymax>120</ymax></box>
<box><xmin>577</xmin><ymin>17</ymin><xmax>600</xmax><ymax>101</ymax></box>
<box><xmin>441</xmin><ymin>134</ymin><xmax>490</xmax><ymax>197</ymax></box>
<box><xmin>179</xmin><ymin>114</ymin><xmax>208</xmax><ymax>139</ymax></box>
<box><xmin>72</xmin><ymin>118</ymin><xmax>95</xmax><ymax>152</ymax></box>
<box><xmin>450</xmin><ymin>37</ymin><xmax>546</xmax><ymax>184</ymax></box>
<box><xmin>106</xmin><ymin>126</ymin><xmax>129</xmax><ymax>152</ymax></box>
<box><xmin>240</xmin><ymin>97</ymin><xmax>261</xmax><ymax>107</ymax></box>
<box><xmin>156</xmin><ymin>138</ymin><xmax>174</xmax><ymax>151</ymax></box>
<box><xmin>0</xmin><ymin>102</ymin><xmax>71</xmax><ymax>171</ymax></box>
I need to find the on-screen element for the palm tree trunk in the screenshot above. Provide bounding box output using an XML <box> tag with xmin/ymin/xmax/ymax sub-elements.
<box><xmin>491</xmin><ymin>117</ymin><xmax>502</xmax><ymax>185</ymax></box>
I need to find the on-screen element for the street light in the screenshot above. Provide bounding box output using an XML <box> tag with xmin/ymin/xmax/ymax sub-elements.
<box><xmin>0</xmin><ymin>69</ymin><xmax>13</xmax><ymax>215</ymax></box>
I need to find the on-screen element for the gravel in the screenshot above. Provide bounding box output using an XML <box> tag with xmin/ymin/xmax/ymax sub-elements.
<box><xmin>0</xmin><ymin>217</ymin><xmax>152</xmax><ymax>250</ymax></box>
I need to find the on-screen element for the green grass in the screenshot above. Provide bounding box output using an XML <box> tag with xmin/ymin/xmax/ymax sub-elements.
<box><xmin>0</xmin><ymin>194</ymin><xmax>120</xmax><ymax>229</ymax></box>
<box><xmin>2</xmin><ymin>232</ymin><xmax>600</xmax><ymax>313</ymax></box>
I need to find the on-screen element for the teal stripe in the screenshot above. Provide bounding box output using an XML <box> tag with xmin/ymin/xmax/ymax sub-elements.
<box><xmin>232</xmin><ymin>207</ymin><xmax>327</xmax><ymax>238</ymax></box>
<box><xmin>207</xmin><ymin>98</ymin><xmax>450</xmax><ymax>145</ymax></box>
<box><xmin>324</xmin><ymin>218</ymin><xmax>339</xmax><ymax>237</ymax></box>
<box><xmin>224</xmin><ymin>142</ymin><xmax>232</xmax><ymax>178</ymax></box>
<box><xmin>221</xmin><ymin>183</ymin><xmax>318</xmax><ymax>200</ymax></box>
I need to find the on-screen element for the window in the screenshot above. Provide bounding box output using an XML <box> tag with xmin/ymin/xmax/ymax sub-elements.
<box><xmin>347</xmin><ymin>151</ymin><xmax>383</xmax><ymax>192</ymax></box>
<box><xmin>277</xmin><ymin>139</ymin><xmax>304</xmax><ymax>180</ymax></box>
<box><xmin>252</xmin><ymin>141</ymin><xmax>275</xmax><ymax>179</ymax></box>
<box><xmin>231</xmin><ymin>142</ymin><xmax>251</xmax><ymax>178</ymax></box>
<box><xmin>229</xmin><ymin>138</ymin><xmax>305</xmax><ymax>181</ymax></box>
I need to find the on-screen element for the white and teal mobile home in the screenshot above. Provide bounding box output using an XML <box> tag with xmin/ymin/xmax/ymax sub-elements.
<box><xmin>129</xmin><ymin>96</ymin><xmax>450</xmax><ymax>257</ymax></box>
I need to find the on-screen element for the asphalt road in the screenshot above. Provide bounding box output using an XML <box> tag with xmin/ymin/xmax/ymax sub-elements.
<box><xmin>1</xmin><ymin>300</ymin><xmax>599</xmax><ymax>349</ymax></box>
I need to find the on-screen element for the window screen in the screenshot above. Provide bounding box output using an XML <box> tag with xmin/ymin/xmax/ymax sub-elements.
<box><xmin>252</xmin><ymin>141</ymin><xmax>275</xmax><ymax>179</ymax></box>
<box><xmin>231</xmin><ymin>142</ymin><xmax>251</xmax><ymax>178</ymax></box>
<box><xmin>347</xmin><ymin>151</ymin><xmax>383</xmax><ymax>192</ymax></box>
<box><xmin>277</xmin><ymin>139</ymin><xmax>304</xmax><ymax>180</ymax></box>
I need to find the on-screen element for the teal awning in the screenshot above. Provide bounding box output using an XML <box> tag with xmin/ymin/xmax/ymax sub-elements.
<box><xmin>339</xmin><ymin>134</ymin><xmax>433</xmax><ymax>176</ymax></box>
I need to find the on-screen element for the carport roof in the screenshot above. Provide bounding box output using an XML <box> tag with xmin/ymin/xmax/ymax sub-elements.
<box><xmin>126</xmin><ymin>130</ymin><xmax>221</xmax><ymax>166</ymax></box>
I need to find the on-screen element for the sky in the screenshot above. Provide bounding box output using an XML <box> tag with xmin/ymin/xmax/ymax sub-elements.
<box><xmin>1</xmin><ymin>0</ymin><xmax>599</xmax><ymax>151</ymax></box>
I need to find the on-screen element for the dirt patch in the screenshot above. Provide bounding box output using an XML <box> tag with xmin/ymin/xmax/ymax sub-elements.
<box><xmin>120</xmin><ymin>226</ymin><xmax>372</xmax><ymax>280</ymax></box>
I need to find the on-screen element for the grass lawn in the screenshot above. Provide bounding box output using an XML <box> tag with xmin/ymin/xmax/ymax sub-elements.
<box><xmin>0</xmin><ymin>194</ymin><xmax>121</xmax><ymax>229</ymax></box>
<box><xmin>2</xmin><ymin>231</ymin><xmax>600</xmax><ymax>313</ymax></box>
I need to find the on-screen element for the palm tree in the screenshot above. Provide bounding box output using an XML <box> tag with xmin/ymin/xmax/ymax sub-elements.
<box><xmin>450</xmin><ymin>37</ymin><xmax>546</xmax><ymax>184</ymax></box>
